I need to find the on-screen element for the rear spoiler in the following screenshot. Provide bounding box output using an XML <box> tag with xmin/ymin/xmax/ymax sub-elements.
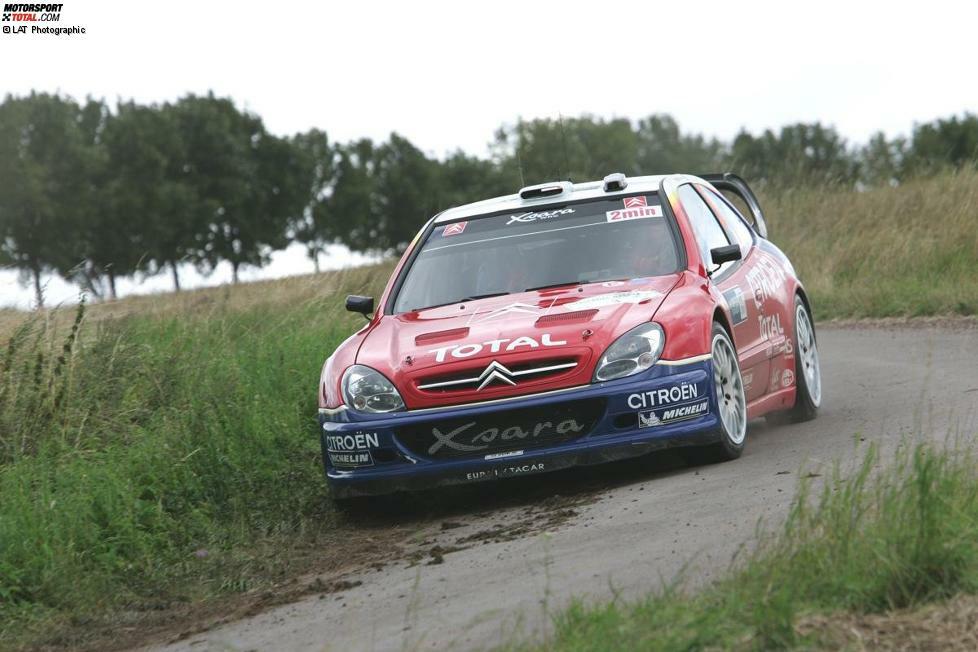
<box><xmin>697</xmin><ymin>173</ymin><xmax>768</xmax><ymax>239</ymax></box>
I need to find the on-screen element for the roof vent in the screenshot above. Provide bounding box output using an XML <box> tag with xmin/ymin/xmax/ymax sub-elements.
<box><xmin>603</xmin><ymin>173</ymin><xmax>628</xmax><ymax>192</ymax></box>
<box><xmin>519</xmin><ymin>181</ymin><xmax>573</xmax><ymax>200</ymax></box>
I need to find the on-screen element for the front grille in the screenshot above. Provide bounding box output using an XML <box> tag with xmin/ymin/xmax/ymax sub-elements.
<box><xmin>397</xmin><ymin>398</ymin><xmax>605</xmax><ymax>459</ymax></box>
<box><xmin>417</xmin><ymin>358</ymin><xmax>578</xmax><ymax>393</ymax></box>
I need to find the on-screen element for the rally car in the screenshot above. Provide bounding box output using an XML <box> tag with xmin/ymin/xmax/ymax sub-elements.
<box><xmin>318</xmin><ymin>172</ymin><xmax>822</xmax><ymax>497</ymax></box>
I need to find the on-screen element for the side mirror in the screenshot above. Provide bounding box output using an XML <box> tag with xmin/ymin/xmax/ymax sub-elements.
<box><xmin>345</xmin><ymin>295</ymin><xmax>374</xmax><ymax>318</ymax></box>
<box><xmin>710</xmin><ymin>244</ymin><xmax>742</xmax><ymax>266</ymax></box>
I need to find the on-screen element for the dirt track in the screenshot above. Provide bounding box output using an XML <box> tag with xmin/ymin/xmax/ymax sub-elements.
<box><xmin>147</xmin><ymin>324</ymin><xmax>978</xmax><ymax>652</ymax></box>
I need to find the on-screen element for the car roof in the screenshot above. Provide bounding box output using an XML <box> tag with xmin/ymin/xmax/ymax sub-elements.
<box><xmin>433</xmin><ymin>173</ymin><xmax>706</xmax><ymax>224</ymax></box>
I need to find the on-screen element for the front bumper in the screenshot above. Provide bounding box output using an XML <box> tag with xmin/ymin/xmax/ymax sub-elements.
<box><xmin>320</xmin><ymin>358</ymin><xmax>718</xmax><ymax>497</ymax></box>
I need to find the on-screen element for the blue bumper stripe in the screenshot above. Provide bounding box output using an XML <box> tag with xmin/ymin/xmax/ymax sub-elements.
<box><xmin>320</xmin><ymin>360</ymin><xmax>718</xmax><ymax>496</ymax></box>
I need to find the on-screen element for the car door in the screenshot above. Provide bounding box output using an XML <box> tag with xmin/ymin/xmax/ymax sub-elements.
<box><xmin>678</xmin><ymin>184</ymin><xmax>770</xmax><ymax>403</ymax></box>
<box><xmin>696</xmin><ymin>185</ymin><xmax>789</xmax><ymax>401</ymax></box>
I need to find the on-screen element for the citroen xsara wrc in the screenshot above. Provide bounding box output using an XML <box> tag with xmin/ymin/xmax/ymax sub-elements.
<box><xmin>318</xmin><ymin>172</ymin><xmax>822</xmax><ymax>498</ymax></box>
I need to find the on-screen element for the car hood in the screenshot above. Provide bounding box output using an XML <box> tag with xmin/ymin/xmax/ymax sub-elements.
<box><xmin>356</xmin><ymin>275</ymin><xmax>680</xmax><ymax>409</ymax></box>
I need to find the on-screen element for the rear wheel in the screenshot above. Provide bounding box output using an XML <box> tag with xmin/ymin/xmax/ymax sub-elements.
<box><xmin>787</xmin><ymin>296</ymin><xmax>821</xmax><ymax>422</ymax></box>
<box><xmin>692</xmin><ymin>323</ymin><xmax>747</xmax><ymax>462</ymax></box>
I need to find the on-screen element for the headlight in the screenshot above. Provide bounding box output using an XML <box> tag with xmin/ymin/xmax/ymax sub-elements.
<box><xmin>341</xmin><ymin>365</ymin><xmax>405</xmax><ymax>413</ymax></box>
<box><xmin>593</xmin><ymin>323</ymin><xmax>665</xmax><ymax>382</ymax></box>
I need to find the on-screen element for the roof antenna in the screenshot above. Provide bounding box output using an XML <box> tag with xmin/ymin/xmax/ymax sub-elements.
<box><xmin>516</xmin><ymin>144</ymin><xmax>526</xmax><ymax>188</ymax></box>
<box><xmin>558</xmin><ymin>112</ymin><xmax>571</xmax><ymax>183</ymax></box>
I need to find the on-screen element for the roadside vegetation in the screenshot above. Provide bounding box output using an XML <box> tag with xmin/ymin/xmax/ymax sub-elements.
<box><xmin>0</xmin><ymin>169</ymin><xmax>975</xmax><ymax>649</ymax></box>
<box><xmin>514</xmin><ymin>439</ymin><xmax>978</xmax><ymax>651</ymax></box>
<box><xmin>0</xmin><ymin>266</ymin><xmax>391</xmax><ymax>650</ymax></box>
<box><xmin>763</xmin><ymin>168</ymin><xmax>978</xmax><ymax>318</ymax></box>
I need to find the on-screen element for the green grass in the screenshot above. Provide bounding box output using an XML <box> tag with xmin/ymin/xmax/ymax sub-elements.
<box><xmin>511</xmin><ymin>441</ymin><xmax>978</xmax><ymax>651</ymax></box>
<box><xmin>0</xmin><ymin>267</ymin><xmax>391</xmax><ymax>649</ymax></box>
<box><xmin>761</xmin><ymin>169</ymin><xmax>978</xmax><ymax>319</ymax></box>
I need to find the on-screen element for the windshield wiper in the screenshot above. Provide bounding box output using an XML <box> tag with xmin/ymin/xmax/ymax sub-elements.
<box><xmin>525</xmin><ymin>280</ymin><xmax>586</xmax><ymax>292</ymax></box>
<box><xmin>525</xmin><ymin>277</ymin><xmax>632</xmax><ymax>292</ymax></box>
<box><xmin>461</xmin><ymin>292</ymin><xmax>510</xmax><ymax>302</ymax></box>
<box><xmin>411</xmin><ymin>292</ymin><xmax>510</xmax><ymax>312</ymax></box>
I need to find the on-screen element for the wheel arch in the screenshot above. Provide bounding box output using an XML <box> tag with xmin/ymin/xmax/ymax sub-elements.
<box><xmin>712</xmin><ymin>307</ymin><xmax>733</xmax><ymax>341</ymax></box>
<box><xmin>794</xmin><ymin>287</ymin><xmax>816</xmax><ymax>342</ymax></box>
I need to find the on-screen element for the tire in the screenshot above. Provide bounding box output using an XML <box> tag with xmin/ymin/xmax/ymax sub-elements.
<box><xmin>691</xmin><ymin>322</ymin><xmax>748</xmax><ymax>463</ymax></box>
<box><xmin>787</xmin><ymin>296</ymin><xmax>821</xmax><ymax>422</ymax></box>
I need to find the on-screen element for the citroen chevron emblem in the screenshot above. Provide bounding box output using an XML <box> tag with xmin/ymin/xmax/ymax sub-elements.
<box><xmin>416</xmin><ymin>359</ymin><xmax>579</xmax><ymax>392</ymax></box>
<box><xmin>469</xmin><ymin>302</ymin><xmax>542</xmax><ymax>324</ymax></box>
<box><xmin>476</xmin><ymin>360</ymin><xmax>518</xmax><ymax>390</ymax></box>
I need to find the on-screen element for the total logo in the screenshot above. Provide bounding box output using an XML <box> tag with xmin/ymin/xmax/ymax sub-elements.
<box><xmin>758</xmin><ymin>313</ymin><xmax>784</xmax><ymax>341</ymax></box>
<box><xmin>429</xmin><ymin>333</ymin><xmax>566</xmax><ymax>363</ymax></box>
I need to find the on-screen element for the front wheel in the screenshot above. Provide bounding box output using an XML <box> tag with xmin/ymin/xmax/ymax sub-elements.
<box><xmin>693</xmin><ymin>322</ymin><xmax>748</xmax><ymax>463</ymax></box>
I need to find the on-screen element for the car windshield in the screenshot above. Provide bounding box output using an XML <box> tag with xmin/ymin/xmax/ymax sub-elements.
<box><xmin>392</xmin><ymin>193</ymin><xmax>681</xmax><ymax>313</ymax></box>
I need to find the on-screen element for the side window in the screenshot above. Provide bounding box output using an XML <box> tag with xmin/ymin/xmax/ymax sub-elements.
<box><xmin>699</xmin><ymin>187</ymin><xmax>754</xmax><ymax>258</ymax></box>
<box><xmin>678</xmin><ymin>184</ymin><xmax>732</xmax><ymax>275</ymax></box>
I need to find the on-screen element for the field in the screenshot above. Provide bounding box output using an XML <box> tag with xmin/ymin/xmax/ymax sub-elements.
<box><xmin>1</xmin><ymin>171</ymin><xmax>977</xmax><ymax>650</ymax></box>
<box><xmin>762</xmin><ymin>170</ymin><xmax>978</xmax><ymax>318</ymax></box>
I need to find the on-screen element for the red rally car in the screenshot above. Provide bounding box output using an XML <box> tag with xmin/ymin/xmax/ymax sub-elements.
<box><xmin>318</xmin><ymin>172</ymin><xmax>822</xmax><ymax>498</ymax></box>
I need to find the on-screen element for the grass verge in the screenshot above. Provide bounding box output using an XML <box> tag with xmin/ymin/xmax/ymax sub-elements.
<box><xmin>0</xmin><ymin>266</ymin><xmax>391</xmax><ymax>650</ymax></box>
<box><xmin>511</xmin><ymin>440</ymin><xmax>978</xmax><ymax>651</ymax></box>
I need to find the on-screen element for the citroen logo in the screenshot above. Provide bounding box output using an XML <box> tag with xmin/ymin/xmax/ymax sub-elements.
<box><xmin>469</xmin><ymin>302</ymin><xmax>543</xmax><ymax>324</ymax></box>
<box><xmin>416</xmin><ymin>359</ymin><xmax>579</xmax><ymax>392</ymax></box>
<box><xmin>476</xmin><ymin>360</ymin><xmax>518</xmax><ymax>390</ymax></box>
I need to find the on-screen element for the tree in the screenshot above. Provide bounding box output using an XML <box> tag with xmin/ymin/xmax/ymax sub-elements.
<box><xmin>860</xmin><ymin>132</ymin><xmax>906</xmax><ymax>186</ymax></box>
<box><xmin>171</xmin><ymin>94</ymin><xmax>302</xmax><ymax>283</ymax></box>
<box><xmin>324</xmin><ymin>139</ymin><xmax>376</xmax><ymax>253</ymax></box>
<box><xmin>289</xmin><ymin>129</ymin><xmax>334</xmax><ymax>273</ymax></box>
<box><xmin>436</xmin><ymin>150</ymin><xmax>516</xmax><ymax>211</ymax></box>
<box><xmin>729</xmin><ymin>123</ymin><xmax>857</xmax><ymax>186</ymax></box>
<box><xmin>0</xmin><ymin>93</ymin><xmax>97</xmax><ymax>306</ymax></box>
<box><xmin>325</xmin><ymin>134</ymin><xmax>442</xmax><ymax>254</ymax></box>
<box><xmin>80</xmin><ymin>100</ymin><xmax>170</xmax><ymax>299</ymax></box>
<box><xmin>111</xmin><ymin>100</ymin><xmax>208</xmax><ymax>293</ymax></box>
<box><xmin>635</xmin><ymin>114</ymin><xmax>724</xmax><ymax>174</ymax></box>
<box><xmin>369</xmin><ymin>133</ymin><xmax>441</xmax><ymax>252</ymax></box>
<box><xmin>494</xmin><ymin>115</ymin><xmax>638</xmax><ymax>185</ymax></box>
<box><xmin>904</xmin><ymin>113</ymin><xmax>978</xmax><ymax>175</ymax></box>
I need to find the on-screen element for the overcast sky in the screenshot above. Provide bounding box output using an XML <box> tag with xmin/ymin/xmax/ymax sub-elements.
<box><xmin>3</xmin><ymin>0</ymin><xmax>978</xmax><ymax>307</ymax></box>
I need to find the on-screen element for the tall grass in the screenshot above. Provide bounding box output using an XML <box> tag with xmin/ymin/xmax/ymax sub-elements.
<box><xmin>516</xmin><ymin>441</ymin><xmax>978</xmax><ymax>651</ymax></box>
<box><xmin>762</xmin><ymin>169</ymin><xmax>978</xmax><ymax>318</ymax></box>
<box><xmin>0</xmin><ymin>266</ymin><xmax>390</xmax><ymax>646</ymax></box>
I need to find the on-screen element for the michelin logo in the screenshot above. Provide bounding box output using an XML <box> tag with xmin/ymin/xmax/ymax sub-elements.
<box><xmin>325</xmin><ymin>431</ymin><xmax>379</xmax><ymax>468</ymax></box>
<box><xmin>638</xmin><ymin>411</ymin><xmax>661</xmax><ymax>427</ymax></box>
<box><xmin>637</xmin><ymin>399</ymin><xmax>710</xmax><ymax>428</ymax></box>
<box><xmin>660</xmin><ymin>400</ymin><xmax>709</xmax><ymax>422</ymax></box>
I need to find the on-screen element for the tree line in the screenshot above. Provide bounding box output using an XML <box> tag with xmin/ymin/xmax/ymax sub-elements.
<box><xmin>2</xmin><ymin>91</ymin><xmax>978</xmax><ymax>306</ymax></box>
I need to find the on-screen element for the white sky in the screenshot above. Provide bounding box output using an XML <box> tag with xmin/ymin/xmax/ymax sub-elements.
<box><xmin>3</xmin><ymin>0</ymin><xmax>978</xmax><ymax>308</ymax></box>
